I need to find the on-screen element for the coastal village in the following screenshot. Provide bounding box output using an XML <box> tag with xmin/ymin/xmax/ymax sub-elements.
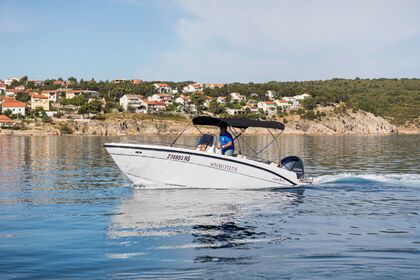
<box><xmin>0</xmin><ymin>77</ymin><xmax>311</xmax><ymax>128</ymax></box>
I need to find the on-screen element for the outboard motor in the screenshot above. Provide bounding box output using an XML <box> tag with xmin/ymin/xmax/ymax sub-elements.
<box><xmin>281</xmin><ymin>156</ymin><xmax>304</xmax><ymax>179</ymax></box>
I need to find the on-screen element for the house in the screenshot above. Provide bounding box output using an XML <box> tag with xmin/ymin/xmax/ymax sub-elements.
<box><xmin>41</xmin><ymin>90</ymin><xmax>60</xmax><ymax>103</ymax></box>
<box><xmin>1</xmin><ymin>100</ymin><xmax>26</xmax><ymax>116</ymax></box>
<box><xmin>31</xmin><ymin>94</ymin><xmax>50</xmax><ymax>111</ymax></box>
<box><xmin>230</xmin><ymin>92</ymin><xmax>246</xmax><ymax>103</ymax></box>
<box><xmin>15</xmin><ymin>85</ymin><xmax>25</xmax><ymax>91</ymax></box>
<box><xmin>153</xmin><ymin>83</ymin><xmax>172</xmax><ymax>94</ymax></box>
<box><xmin>293</xmin><ymin>93</ymin><xmax>311</xmax><ymax>100</ymax></box>
<box><xmin>204</xmin><ymin>83</ymin><xmax>224</xmax><ymax>89</ymax></box>
<box><xmin>53</xmin><ymin>80</ymin><xmax>67</xmax><ymax>87</ymax></box>
<box><xmin>0</xmin><ymin>82</ymin><xmax>6</xmax><ymax>92</ymax></box>
<box><xmin>5</xmin><ymin>89</ymin><xmax>19</xmax><ymax>97</ymax></box>
<box><xmin>274</xmin><ymin>99</ymin><xmax>291</xmax><ymax>110</ymax></box>
<box><xmin>175</xmin><ymin>95</ymin><xmax>190</xmax><ymax>106</ymax></box>
<box><xmin>64</xmin><ymin>89</ymin><xmax>83</xmax><ymax>99</ymax></box>
<box><xmin>141</xmin><ymin>100</ymin><xmax>166</xmax><ymax>113</ymax></box>
<box><xmin>0</xmin><ymin>115</ymin><xmax>14</xmax><ymax>128</ymax></box>
<box><xmin>257</xmin><ymin>101</ymin><xmax>277</xmax><ymax>116</ymax></box>
<box><xmin>119</xmin><ymin>94</ymin><xmax>146</xmax><ymax>113</ymax></box>
<box><xmin>183</xmin><ymin>83</ymin><xmax>203</xmax><ymax>93</ymax></box>
<box><xmin>4</xmin><ymin>78</ymin><xmax>19</xmax><ymax>86</ymax></box>
<box><xmin>266</xmin><ymin>90</ymin><xmax>278</xmax><ymax>100</ymax></box>
<box><xmin>243</xmin><ymin>105</ymin><xmax>259</xmax><ymax>114</ymax></box>
<box><xmin>225</xmin><ymin>108</ymin><xmax>244</xmax><ymax>116</ymax></box>
<box><xmin>112</xmin><ymin>79</ymin><xmax>126</xmax><ymax>84</ymax></box>
<box><xmin>83</xmin><ymin>90</ymin><xmax>100</xmax><ymax>98</ymax></box>
<box><xmin>31</xmin><ymin>80</ymin><xmax>44</xmax><ymax>87</ymax></box>
<box><xmin>149</xmin><ymin>93</ymin><xmax>173</xmax><ymax>105</ymax></box>
<box><xmin>217</xmin><ymin>96</ymin><xmax>226</xmax><ymax>103</ymax></box>
<box><xmin>132</xmin><ymin>79</ymin><xmax>142</xmax><ymax>85</ymax></box>
<box><xmin>203</xmin><ymin>96</ymin><xmax>213</xmax><ymax>108</ymax></box>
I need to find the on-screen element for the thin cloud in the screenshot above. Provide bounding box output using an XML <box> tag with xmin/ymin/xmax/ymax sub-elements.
<box><xmin>143</xmin><ymin>0</ymin><xmax>420</xmax><ymax>82</ymax></box>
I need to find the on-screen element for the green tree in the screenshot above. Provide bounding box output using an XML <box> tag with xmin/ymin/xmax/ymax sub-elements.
<box><xmin>19</xmin><ymin>76</ymin><xmax>28</xmax><ymax>84</ymax></box>
<box><xmin>16</xmin><ymin>92</ymin><xmax>30</xmax><ymax>102</ymax></box>
<box><xmin>190</xmin><ymin>93</ymin><xmax>206</xmax><ymax>113</ymax></box>
<box><xmin>78</xmin><ymin>100</ymin><xmax>103</xmax><ymax>114</ymax></box>
<box><xmin>3</xmin><ymin>109</ymin><xmax>12</xmax><ymax>117</ymax></box>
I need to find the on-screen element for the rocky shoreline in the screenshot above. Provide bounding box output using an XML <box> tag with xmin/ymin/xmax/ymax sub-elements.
<box><xmin>0</xmin><ymin>110</ymin><xmax>418</xmax><ymax>136</ymax></box>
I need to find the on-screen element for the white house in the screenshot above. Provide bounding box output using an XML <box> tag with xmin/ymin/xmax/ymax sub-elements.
<box><xmin>119</xmin><ymin>94</ymin><xmax>145</xmax><ymax>113</ymax></box>
<box><xmin>230</xmin><ymin>92</ymin><xmax>246</xmax><ymax>103</ymax></box>
<box><xmin>5</xmin><ymin>89</ymin><xmax>20</xmax><ymax>97</ymax></box>
<box><xmin>15</xmin><ymin>85</ymin><xmax>25</xmax><ymax>91</ymax></box>
<box><xmin>41</xmin><ymin>90</ymin><xmax>60</xmax><ymax>103</ymax></box>
<box><xmin>2</xmin><ymin>100</ymin><xmax>26</xmax><ymax>116</ymax></box>
<box><xmin>0</xmin><ymin>82</ymin><xmax>6</xmax><ymax>92</ymax></box>
<box><xmin>141</xmin><ymin>100</ymin><xmax>166</xmax><ymax>113</ymax></box>
<box><xmin>4</xmin><ymin>78</ymin><xmax>19</xmax><ymax>86</ymax></box>
<box><xmin>266</xmin><ymin>90</ymin><xmax>278</xmax><ymax>100</ymax></box>
<box><xmin>203</xmin><ymin>96</ymin><xmax>213</xmax><ymax>108</ymax></box>
<box><xmin>183</xmin><ymin>83</ymin><xmax>203</xmax><ymax>93</ymax></box>
<box><xmin>274</xmin><ymin>99</ymin><xmax>291</xmax><ymax>110</ymax></box>
<box><xmin>225</xmin><ymin>108</ymin><xmax>244</xmax><ymax>116</ymax></box>
<box><xmin>217</xmin><ymin>96</ymin><xmax>226</xmax><ymax>103</ymax></box>
<box><xmin>293</xmin><ymin>93</ymin><xmax>311</xmax><ymax>100</ymax></box>
<box><xmin>243</xmin><ymin>105</ymin><xmax>259</xmax><ymax>114</ymax></box>
<box><xmin>153</xmin><ymin>83</ymin><xmax>172</xmax><ymax>94</ymax></box>
<box><xmin>257</xmin><ymin>101</ymin><xmax>277</xmax><ymax>116</ymax></box>
<box><xmin>149</xmin><ymin>93</ymin><xmax>173</xmax><ymax>105</ymax></box>
<box><xmin>175</xmin><ymin>95</ymin><xmax>190</xmax><ymax>106</ymax></box>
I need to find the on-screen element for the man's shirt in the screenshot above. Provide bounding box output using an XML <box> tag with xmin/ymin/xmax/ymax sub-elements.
<box><xmin>219</xmin><ymin>131</ymin><xmax>234</xmax><ymax>153</ymax></box>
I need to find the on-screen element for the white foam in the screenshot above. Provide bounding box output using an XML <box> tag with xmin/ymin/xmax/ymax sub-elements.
<box><xmin>314</xmin><ymin>173</ymin><xmax>420</xmax><ymax>186</ymax></box>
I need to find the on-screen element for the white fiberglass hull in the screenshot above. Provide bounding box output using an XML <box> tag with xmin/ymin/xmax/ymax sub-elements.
<box><xmin>104</xmin><ymin>143</ymin><xmax>301</xmax><ymax>189</ymax></box>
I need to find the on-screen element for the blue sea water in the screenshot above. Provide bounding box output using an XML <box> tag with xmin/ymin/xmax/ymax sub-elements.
<box><xmin>0</xmin><ymin>135</ymin><xmax>419</xmax><ymax>279</ymax></box>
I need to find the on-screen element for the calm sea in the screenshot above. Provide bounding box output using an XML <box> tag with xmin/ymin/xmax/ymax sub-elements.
<box><xmin>0</xmin><ymin>135</ymin><xmax>419</xmax><ymax>279</ymax></box>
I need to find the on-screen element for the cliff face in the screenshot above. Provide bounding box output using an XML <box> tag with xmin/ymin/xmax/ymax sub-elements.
<box><xmin>65</xmin><ymin>110</ymin><xmax>397</xmax><ymax>136</ymax></box>
<box><xmin>285</xmin><ymin>110</ymin><xmax>396</xmax><ymax>135</ymax></box>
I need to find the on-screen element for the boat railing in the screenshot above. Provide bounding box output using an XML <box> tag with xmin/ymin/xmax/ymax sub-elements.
<box><xmin>121</xmin><ymin>140</ymin><xmax>277</xmax><ymax>166</ymax></box>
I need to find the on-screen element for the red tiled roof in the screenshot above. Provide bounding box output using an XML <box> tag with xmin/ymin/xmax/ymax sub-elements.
<box><xmin>144</xmin><ymin>101</ymin><xmax>166</xmax><ymax>106</ymax></box>
<box><xmin>2</xmin><ymin>100</ymin><xmax>26</xmax><ymax>108</ymax></box>
<box><xmin>31</xmin><ymin>94</ymin><xmax>48</xmax><ymax>99</ymax></box>
<box><xmin>157</xmin><ymin>83</ymin><xmax>170</xmax><ymax>87</ymax></box>
<box><xmin>0</xmin><ymin>115</ymin><xmax>13</xmax><ymax>122</ymax></box>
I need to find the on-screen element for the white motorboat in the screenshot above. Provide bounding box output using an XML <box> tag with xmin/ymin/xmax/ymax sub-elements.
<box><xmin>105</xmin><ymin>116</ymin><xmax>309</xmax><ymax>189</ymax></box>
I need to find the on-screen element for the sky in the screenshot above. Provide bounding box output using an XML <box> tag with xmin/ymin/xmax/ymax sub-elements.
<box><xmin>1</xmin><ymin>0</ymin><xmax>420</xmax><ymax>82</ymax></box>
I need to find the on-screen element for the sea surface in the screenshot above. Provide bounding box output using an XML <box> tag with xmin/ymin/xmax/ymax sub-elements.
<box><xmin>0</xmin><ymin>135</ymin><xmax>419</xmax><ymax>279</ymax></box>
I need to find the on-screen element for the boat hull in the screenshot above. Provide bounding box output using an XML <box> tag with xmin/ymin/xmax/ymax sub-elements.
<box><xmin>104</xmin><ymin>143</ymin><xmax>300</xmax><ymax>189</ymax></box>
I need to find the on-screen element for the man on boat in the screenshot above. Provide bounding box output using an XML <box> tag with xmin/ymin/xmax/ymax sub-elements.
<box><xmin>217</xmin><ymin>124</ymin><xmax>235</xmax><ymax>156</ymax></box>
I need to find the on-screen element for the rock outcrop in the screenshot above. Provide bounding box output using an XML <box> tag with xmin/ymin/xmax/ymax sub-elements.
<box><xmin>64</xmin><ymin>109</ymin><xmax>397</xmax><ymax>136</ymax></box>
<box><xmin>285</xmin><ymin>110</ymin><xmax>396</xmax><ymax>135</ymax></box>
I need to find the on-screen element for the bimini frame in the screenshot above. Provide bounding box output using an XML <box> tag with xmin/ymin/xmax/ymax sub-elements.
<box><xmin>169</xmin><ymin>116</ymin><xmax>285</xmax><ymax>162</ymax></box>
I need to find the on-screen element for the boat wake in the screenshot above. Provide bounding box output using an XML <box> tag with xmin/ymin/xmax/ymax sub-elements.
<box><xmin>314</xmin><ymin>173</ymin><xmax>420</xmax><ymax>186</ymax></box>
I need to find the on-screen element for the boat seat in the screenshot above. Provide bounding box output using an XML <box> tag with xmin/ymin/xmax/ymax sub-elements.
<box><xmin>196</xmin><ymin>134</ymin><xmax>215</xmax><ymax>153</ymax></box>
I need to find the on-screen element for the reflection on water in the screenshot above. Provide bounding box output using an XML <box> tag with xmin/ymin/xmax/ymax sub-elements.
<box><xmin>0</xmin><ymin>135</ymin><xmax>419</xmax><ymax>279</ymax></box>
<box><xmin>108</xmin><ymin>188</ymin><xmax>304</xmax><ymax>247</ymax></box>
